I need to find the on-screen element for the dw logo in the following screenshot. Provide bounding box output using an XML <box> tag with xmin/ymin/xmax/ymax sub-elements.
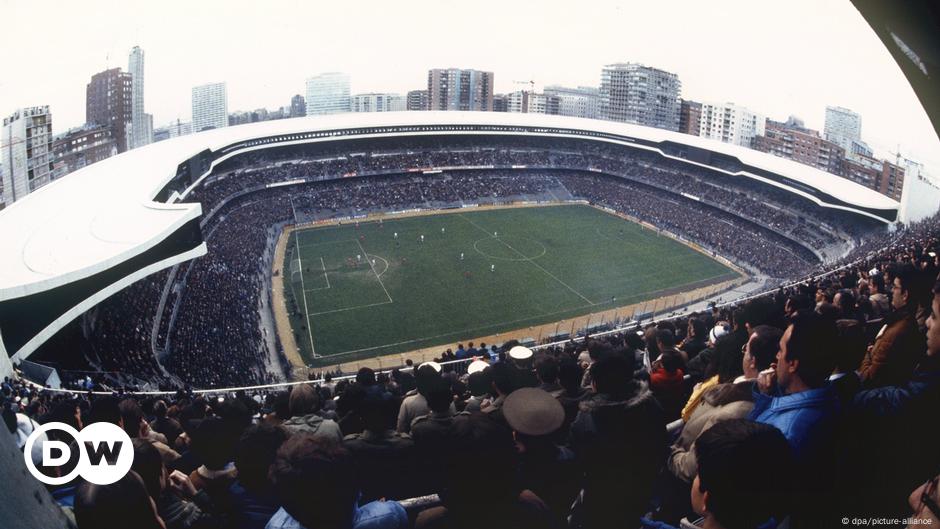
<box><xmin>23</xmin><ymin>422</ymin><xmax>134</xmax><ymax>485</ymax></box>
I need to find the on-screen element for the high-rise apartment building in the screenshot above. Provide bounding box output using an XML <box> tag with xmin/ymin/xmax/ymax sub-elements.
<box><xmin>191</xmin><ymin>83</ymin><xmax>228</xmax><ymax>132</ymax></box>
<box><xmin>506</xmin><ymin>91</ymin><xmax>551</xmax><ymax>114</ymax></box>
<box><xmin>86</xmin><ymin>68</ymin><xmax>133</xmax><ymax>152</ymax></box>
<box><xmin>824</xmin><ymin>106</ymin><xmax>862</xmax><ymax>152</ymax></box>
<box><xmin>599</xmin><ymin>63</ymin><xmax>681</xmax><ymax>131</ymax></box>
<box><xmin>698</xmin><ymin>102</ymin><xmax>765</xmax><ymax>147</ymax></box>
<box><xmin>128</xmin><ymin>46</ymin><xmax>153</xmax><ymax>148</ymax></box>
<box><xmin>2</xmin><ymin>106</ymin><xmax>55</xmax><ymax>206</ymax></box>
<box><xmin>305</xmin><ymin>73</ymin><xmax>351</xmax><ymax>115</ymax></box>
<box><xmin>543</xmin><ymin>85</ymin><xmax>599</xmax><ymax>119</ymax></box>
<box><xmin>678</xmin><ymin>100</ymin><xmax>702</xmax><ymax>135</ymax></box>
<box><xmin>351</xmin><ymin>93</ymin><xmax>405</xmax><ymax>113</ymax></box>
<box><xmin>752</xmin><ymin>119</ymin><xmax>846</xmax><ymax>175</ymax></box>
<box><xmin>290</xmin><ymin>95</ymin><xmax>306</xmax><ymax>118</ymax></box>
<box><xmin>427</xmin><ymin>69</ymin><xmax>494</xmax><ymax>111</ymax></box>
<box><xmin>406</xmin><ymin>90</ymin><xmax>429</xmax><ymax>111</ymax></box>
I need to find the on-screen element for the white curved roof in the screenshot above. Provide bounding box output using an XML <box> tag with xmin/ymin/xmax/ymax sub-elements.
<box><xmin>0</xmin><ymin>111</ymin><xmax>897</xmax><ymax>300</ymax></box>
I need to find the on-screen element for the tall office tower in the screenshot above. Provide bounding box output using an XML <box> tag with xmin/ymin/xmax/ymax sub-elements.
<box><xmin>824</xmin><ymin>106</ymin><xmax>862</xmax><ymax>152</ymax></box>
<box><xmin>427</xmin><ymin>68</ymin><xmax>494</xmax><ymax>111</ymax></box>
<box><xmin>543</xmin><ymin>85</ymin><xmax>600</xmax><ymax>119</ymax></box>
<box><xmin>406</xmin><ymin>90</ymin><xmax>429</xmax><ymax>111</ymax></box>
<box><xmin>86</xmin><ymin>68</ymin><xmax>134</xmax><ymax>152</ymax></box>
<box><xmin>290</xmin><ymin>94</ymin><xmax>306</xmax><ymax>117</ymax></box>
<box><xmin>351</xmin><ymin>93</ymin><xmax>405</xmax><ymax>112</ymax></box>
<box><xmin>305</xmin><ymin>72</ymin><xmax>351</xmax><ymax>115</ymax></box>
<box><xmin>698</xmin><ymin>102</ymin><xmax>766</xmax><ymax>147</ymax></box>
<box><xmin>678</xmin><ymin>99</ymin><xmax>702</xmax><ymax>135</ymax></box>
<box><xmin>128</xmin><ymin>46</ymin><xmax>153</xmax><ymax>148</ymax></box>
<box><xmin>191</xmin><ymin>82</ymin><xmax>229</xmax><ymax>132</ymax></box>
<box><xmin>599</xmin><ymin>63</ymin><xmax>681</xmax><ymax>131</ymax></box>
<box><xmin>2</xmin><ymin>106</ymin><xmax>54</xmax><ymax>206</ymax></box>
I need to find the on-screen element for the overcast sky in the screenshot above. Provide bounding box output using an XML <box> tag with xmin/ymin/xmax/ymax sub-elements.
<box><xmin>2</xmin><ymin>0</ymin><xmax>938</xmax><ymax>176</ymax></box>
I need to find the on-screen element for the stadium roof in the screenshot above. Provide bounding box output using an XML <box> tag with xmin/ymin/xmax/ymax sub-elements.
<box><xmin>0</xmin><ymin>111</ymin><xmax>899</xmax><ymax>302</ymax></box>
<box><xmin>0</xmin><ymin>110</ymin><xmax>901</xmax><ymax>362</ymax></box>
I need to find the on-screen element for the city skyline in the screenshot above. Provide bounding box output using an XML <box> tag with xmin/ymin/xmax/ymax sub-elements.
<box><xmin>1</xmin><ymin>0</ymin><xmax>938</xmax><ymax>176</ymax></box>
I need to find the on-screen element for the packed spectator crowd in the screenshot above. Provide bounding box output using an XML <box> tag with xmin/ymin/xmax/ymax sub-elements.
<box><xmin>41</xmin><ymin>134</ymin><xmax>898</xmax><ymax>392</ymax></box>
<box><xmin>5</xmin><ymin>210</ymin><xmax>940</xmax><ymax>527</ymax></box>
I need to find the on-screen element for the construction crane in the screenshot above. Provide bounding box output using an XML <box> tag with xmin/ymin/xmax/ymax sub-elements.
<box><xmin>513</xmin><ymin>80</ymin><xmax>536</xmax><ymax>93</ymax></box>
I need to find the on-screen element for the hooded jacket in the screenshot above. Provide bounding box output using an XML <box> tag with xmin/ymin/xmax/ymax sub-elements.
<box><xmin>281</xmin><ymin>413</ymin><xmax>343</xmax><ymax>443</ymax></box>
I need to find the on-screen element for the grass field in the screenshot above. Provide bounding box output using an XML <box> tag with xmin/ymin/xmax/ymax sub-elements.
<box><xmin>282</xmin><ymin>204</ymin><xmax>738</xmax><ymax>365</ymax></box>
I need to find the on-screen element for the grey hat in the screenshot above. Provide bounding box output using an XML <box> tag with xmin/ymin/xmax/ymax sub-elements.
<box><xmin>503</xmin><ymin>388</ymin><xmax>564</xmax><ymax>436</ymax></box>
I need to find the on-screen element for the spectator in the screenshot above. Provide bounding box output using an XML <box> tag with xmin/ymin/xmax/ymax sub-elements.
<box><xmin>268</xmin><ymin>434</ymin><xmax>408</xmax><ymax>529</ymax></box>
<box><xmin>570</xmin><ymin>351</ymin><xmax>668</xmax><ymax>528</ymax></box>
<box><xmin>534</xmin><ymin>356</ymin><xmax>564</xmax><ymax>397</ymax></box>
<box><xmin>74</xmin><ymin>471</ymin><xmax>166</xmax><ymax>529</ymax></box>
<box><xmin>397</xmin><ymin>363</ymin><xmax>454</xmax><ymax>434</ymax></box>
<box><xmin>152</xmin><ymin>400</ymin><xmax>183</xmax><ymax>448</ymax></box>
<box><xmin>750</xmin><ymin>310</ymin><xmax>839</xmax><ymax>523</ymax></box>
<box><xmin>859</xmin><ymin>264</ymin><xmax>926</xmax><ymax>388</ymax></box>
<box><xmin>657</xmin><ymin>325</ymin><xmax>782</xmax><ymax>524</ymax></box>
<box><xmin>415</xmin><ymin>412</ymin><xmax>555</xmax><ymax>529</ymax></box>
<box><xmin>282</xmin><ymin>384</ymin><xmax>342</xmax><ymax>442</ymax></box>
<box><xmin>503</xmin><ymin>387</ymin><xmax>579</xmax><ymax>525</ymax></box>
<box><xmin>845</xmin><ymin>275</ymin><xmax>940</xmax><ymax>518</ymax></box>
<box><xmin>229</xmin><ymin>424</ymin><xmax>290</xmax><ymax>529</ymax></box>
<box><xmin>342</xmin><ymin>389</ymin><xmax>416</xmax><ymax>501</ymax></box>
<box><xmin>643</xmin><ymin>419</ymin><xmax>795</xmax><ymax>529</ymax></box>
<box><xmin>132</xmin><ymin>438</ymin><xmax>220</xmax><ymax>529</ymax></box>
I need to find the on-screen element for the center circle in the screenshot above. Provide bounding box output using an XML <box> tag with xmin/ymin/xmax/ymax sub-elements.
<box><xmin>473</xmin><ymin>236</ymin><xmax>547</xmax><ymax>261</ymax></box>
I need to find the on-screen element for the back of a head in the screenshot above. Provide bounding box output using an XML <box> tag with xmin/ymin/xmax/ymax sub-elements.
<box><xmin>425</xmin><ymin>377</ymin><xmax>453</xmax><ymax>413</ymax></box>
<box><xmin>415</xmin><ymin>364</ymin><xmax>441</xmax><ymax>396</ymax></box>
<box><xmin>467</xmin><ymin>370</ymin><xmax>491</xmax><ymax>397</ymax></box>
<box><xmin>558</xmin><ymin>357</ymin><xmax>583</xmax><ymax>391</ymax></box>
<box><xmin>535</xmin><ymin>355</ymin><xmax>559</xmax><ymax>383</ymax></box>
<box><xmin>89</xmin><ymin>396</ymin><xmax>122</xmax><ymax>426</ymax></box>
<box><xmin>270</xmin><ymin>434</ymin><xmax>357</xmax><ymax>529</ymax></box>
<box><xmin>656</xmin><ymin>329</ymin><xmax>676</xmax><ymax>350</ymax></box>
<box><xmin>75</xmin><ymin>471</ymin><xmax>164</xmax><ymax>529</ymax></box>
<box><xmin>152</xmin><ymin>400</ymin><xmax>168</xmax><ymax>419</ymax></box>
<box><xmin>591</xmin><ymin>351</ymin><xmax>634</xmax><ymax>395</ymax></box>
<box><xmin>356</xmin><ymin>367</ymin><xmax>376</xmax><ymax>386</ymax></box>
<box><xmin>236</xmin><ymin>424</ymin><xmax>291</xmax><ymax>493</ymax></box>
<box><xmin>288</xmin><ymin>383</ymin><xmax>320</xmax><ymax>417</ymax></box>
<box><xmin>660</xmin><ymin>351</ymin><xmax>683</xmax><ymax>374</ymax></box>
<box><xmin>488</xmin><ymin>361</ymin><xmax>518</xmax><ymax>396</ymax></box>
<box><xmin>357</xmin><ymin>389</ymin><xmax>395</xmax><ymax>432</ymax></box>
<box><xmin>119</xmin><ymin>399</ymin><xmax>145</xmax><ymax>439</ymax></box>
<box><xmin>191</xmin><ymin>416</ymin><xmax>235</xmax><ymax>470</ymax></box>
<box><xmin>695</xmin><ymin>419</ymin><xmax>795</xmax><ymax>529</ymax></box>
<box><xmin>786</xmin><ymin>310</ymin><xmax>838</xmax><ymax>388</ymax></box>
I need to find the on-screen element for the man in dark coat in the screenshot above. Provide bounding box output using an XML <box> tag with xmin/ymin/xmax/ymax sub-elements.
<box><xmin>570</xmin><ymin>351</ymin><xmax>668</xmax><ymax>529</ymax></box>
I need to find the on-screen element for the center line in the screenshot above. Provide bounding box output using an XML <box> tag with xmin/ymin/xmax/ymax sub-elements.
<box><xmin>457</xmin><ymin>213</ymin><xmax>594</xmax><ymax>305</ymax></box>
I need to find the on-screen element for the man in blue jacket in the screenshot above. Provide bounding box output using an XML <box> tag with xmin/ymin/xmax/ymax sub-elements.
<box><xmin>749</xmin><ymin>309</ymin><xmax>839</xmax><ymax>526</ymax></box>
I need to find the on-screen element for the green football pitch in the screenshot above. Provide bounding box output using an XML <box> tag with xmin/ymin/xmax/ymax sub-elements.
<box><xmin>282</xmin><ymin>204</ymin><xmax>738</xmax><ymax>364</ymax></box>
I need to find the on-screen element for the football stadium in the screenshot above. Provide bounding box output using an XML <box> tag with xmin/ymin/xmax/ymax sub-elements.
<box><xmin>1</xmin><ymin>1</ymin><xmax>940</xmax><ymax>528</ymax></box>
